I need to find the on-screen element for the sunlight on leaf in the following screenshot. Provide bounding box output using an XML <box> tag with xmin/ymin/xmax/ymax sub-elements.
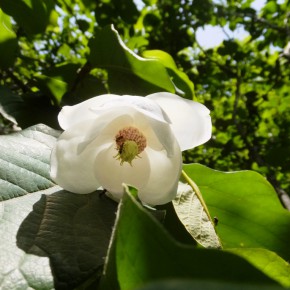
<box><xmin>0</xmin><ymin>124</ymin><xmax>59</xmax><ymax>200</ymax></box>
<box><xmin>183</xmin><ymin>164</ymin><xmax>290</xmax><ymax>262</ymax></box>
<box><xmin>141</xmin><ymin>49</ymin><xmax>195</xmax><ymax>99</ymax></box>
<box><xmin>228</xmin><ymin>248</ymin><xmax>290</xmax><ymax>288</ymax></box>
<box><xmin>34</xmin><ymin>74</ymin><xmax>68</xmax><ymax>104</ymax></box>
<box><xmin>0</xmin><ymin>9</ymin><xmax>17</xmax><ymax>68</ymax></box>
<box><xmin>173</xmin><ymin>180</ymin><xmax>221</xmax><ymax>249</ymax></box>
<box><xmin>0</xmin><ymin>186</ymin><xmax>57</xmax><ymax>290</ymax></box>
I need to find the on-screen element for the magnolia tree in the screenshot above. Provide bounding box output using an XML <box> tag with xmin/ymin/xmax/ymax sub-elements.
<box><xmin>0</xmin><ymin>1</ymin><xmax>290</xmax><ymax>290</ymax></box>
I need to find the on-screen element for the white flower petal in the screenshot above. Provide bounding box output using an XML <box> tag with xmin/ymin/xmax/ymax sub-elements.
<box><xmin>90</xmin><ymin>94</ymin><xmax>169</xmax><ymax>123</ymax></box>
<box><xmin>127</xmin><ymin>109</ymin><xmax>176</xmax><ymax>157</ymax></box>
<box><xmin>58</xmin><ymin>94</ymin><xmax>119</xmax><ymax>130</ymax></box>
<box><xmin>94</xmin><ymin>144</ymin><xmax>151</xmax><ymax>200</ymax></box>
<box><xmin>51</xmin><ymin>111</ymin><xmax>139</xmax><ymax>193</ymax></box>
<box><xmin>90</xmin><ymin>111</ymin><xmax>181</xmax><ymax>205</ymax></box>
<box><xmin>52</xmin><ymin>108</ymin><xmax>170</xmax><ymax>195</ymax></box>
<box><xmin>146</xmin><ymin>92</ymin><xmax>212</xmax><ymax>150</ymax></box>
<box><xmin>78</xmin><ymin>106</ymin><xmax>176</xmax><ymax>158</ymax></box>
<box><xmin>76</xmin><ymin>110</ymin><xmax>134</xmax><ymax>154</ymax></box>
<box><xmin>138</xmin><ymin>140</ymin><xmax>182</xmax><ymax>205</ymax></box>
<box><xmin>59</xmin><ymin>94</ymin><xmax>168</xmax><ymax>130</ymax></box>
<box><xmin>73</xmin><ymin>107</ymin><xmax>175</xmax><ymax>154</ymax></box>
<box><xmin>50</xmin><ymin>122</ymin><xmax>105</xmax><ymax>193</ymax></box>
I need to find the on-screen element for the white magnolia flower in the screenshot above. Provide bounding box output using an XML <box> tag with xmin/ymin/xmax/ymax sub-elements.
<box><xmin>50</xmin><ymin>92</ymin><xmax>211</xmax><ymax>205</ymax></box>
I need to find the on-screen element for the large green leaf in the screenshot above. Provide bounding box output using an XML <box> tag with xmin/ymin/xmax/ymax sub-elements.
<box><xmin>100</xmin><ymin>185</ymin><xmax>278</xmax><ymax>290</ymax></box>
<box><xmin>0</xmin><ymin>0</ymin><xmax>54</xmax><ymax>35</ymax></box>
<box><xmin>0</xmin><ymin>125</ymin><xmax>118</xmax><ymax>289</ymax></box>
<box><xmin>182</xmin><ymin>164</ymin><xmax>290</xmax><ymax>262</ymax></box>
<box><xmin>228</xmin><ymin>248</ymin><xmax>290</xmax><ymax>288</ymax></box>
<box><xmin>0</xmin><ymin>9</ymin><xmax>17</xmax><ymax>68</ymax></box>
<box><xmin>88</xmin><ymin>25</ymin><xmax>176</xmax><ymax>95</ymax></box>
<box><xmin>141</xmin><ymin>50</ymin><xmax>195</xmax><ymax>99</ymax></box>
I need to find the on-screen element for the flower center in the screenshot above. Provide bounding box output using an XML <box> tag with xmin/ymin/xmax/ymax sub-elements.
<box><xmin>114</xmin><ymin>126</ymin><xmax>147</xmax><ymax>165</ymax></box>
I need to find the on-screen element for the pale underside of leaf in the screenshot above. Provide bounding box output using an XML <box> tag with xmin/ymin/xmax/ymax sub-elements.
<box><xmin>0</xmin><ymin>186</ymin><xmax>59</xmax><ymax>290</ymax></box>
<box><xmin>1</xmin><ymin>184</ymin><xmax>118</xmax><ymax>290</ymax></box>
<box><xmin>173</xmin><ymin>181</ymin><xmax>222</xmax><ymax>249</ymax></box>
<box><xmin>0</xmin><ymin>124</ymin><xmax>60</xmax><ymax>201</ymax></box>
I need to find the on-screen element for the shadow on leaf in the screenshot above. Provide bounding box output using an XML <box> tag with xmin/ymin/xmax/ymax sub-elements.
<box><xmin>16</xmin><ymin>189</ymin><xmax>118</xmax><ymax>290</ymax></box>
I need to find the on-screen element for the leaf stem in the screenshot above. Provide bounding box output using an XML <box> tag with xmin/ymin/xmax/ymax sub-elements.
<box><xmin>181</xmin><ymin>170</ymin><xmax>214</xmax><ymax>227</ymax></box>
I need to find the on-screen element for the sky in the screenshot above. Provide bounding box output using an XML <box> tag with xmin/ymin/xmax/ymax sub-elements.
<box><xmin>195</xmin><ymin>0</ymin><xmax>284</xmax><ymax>49</ymax></box>
<box><xmin>133</xmin><ymin>0</ymin><xmax>270</xmax><ymax>49</ymax></box>
<box><xmin>195</xmin><ymin>0</ymin><xmax>266</xmax><ymax>48</ymax></box>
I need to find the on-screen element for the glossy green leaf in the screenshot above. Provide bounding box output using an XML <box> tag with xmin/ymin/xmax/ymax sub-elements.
<box><xmin>142</xmin><ymin>50</ymin><xmax>178</xmax><ymax>70</ymax></box>
<box><xmin>228</xmin><ymin>248</ymin><xmax>290</xmax><ymax>288</ymax></box>
<box><xmin>88</xmin><ymin>25</ymin><xmax>176</xmax><ymax>95</ymax></box>
<box><xmin>141</xmin><ymin>50</ymin><xmax>195</xmax><ymax>99</ymax></box>
<box><xmin>0</xmin><ymin>124</ymin><xmax>118</xmax><ymax>289</ymax></box>
<box><xmin>101</xmin><ymin>185</ymin><xmax>277</xmax><ymax>290</ymax></box>
<box><xmin>0</xmin><ymin>0</ymin><xmax>54</xmax><ymax>35</ymax></box>
<box><xmin>182</xmin><ymin>164</ymin><xmax>290</xmax><ymax>262</ymax></box>
<box><xmin>0</xmin><ymin>9</ymin><xmax>17</xmax><ymax>68</ymax></box>
<box><xmin>173</xmin><ymin>180</ymin><xmax>221</xmax><ymax>249</ymax></box>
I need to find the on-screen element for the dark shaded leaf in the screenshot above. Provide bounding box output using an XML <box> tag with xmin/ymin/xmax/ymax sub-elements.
<box><xmin>0</xmin><ymin>86</ymin><xmax>60</xmax><ymax>129</ymax></box>
<box><xmin>136</xmin><ymin>279</ymin><xmax>285</xmax><ymax>290</ymax></box>
<box><xmin>88</xmin><ymin>25</ymin><xmax>175</xmax><ymax>95</ymax></box>
<box><xmin>0</xmin><ymin>0</ymin><xmax>54</xmax><ymax>35</ymax></box>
